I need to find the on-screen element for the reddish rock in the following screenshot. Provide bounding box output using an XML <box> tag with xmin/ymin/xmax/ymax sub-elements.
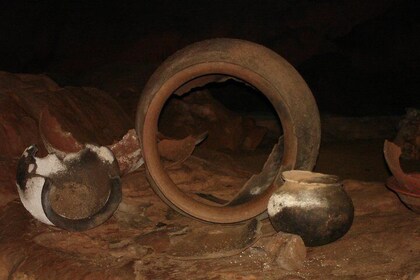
<box><xmin>0</xmin><ymin>160</ymin><xmax>18</xmax><ymax>207</ymax></box>
<box><xmin>0</xmin><ymin>95</ymin><xmax>41</xmax><ymax>158</ymax></box>
<box><xmin>0</xmin><ymin>71</ymin><xmax>132</xmax><ymax>159</ymax></box>
<box><xmin>159</xmin><ymin>90</ymin><xmax>266</xmax><ymax>151</ymax></box>
<box><xmin>242</xmin><ymin>118</ymin><xmax>268</xmax><ymax>151</ymax></box>
<box><xmin>255</xmin><ymin>232</ymin><xmax>307</xmax><ymax>271</ymax></box>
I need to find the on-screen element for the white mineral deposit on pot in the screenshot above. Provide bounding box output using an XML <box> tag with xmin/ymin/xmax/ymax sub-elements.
<box><xmin>17</xmin><ymin>176</ymin><xmax>54</xmax><ymax>225</ymax></box>
<box><xmin>86</xmin><ymin>144</ymin><xmax>115</xmax><ymax>164</ymax></box>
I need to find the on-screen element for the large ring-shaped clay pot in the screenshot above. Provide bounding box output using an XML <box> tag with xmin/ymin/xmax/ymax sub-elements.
<box><xmin>136</xmin><ymin>38</ymin><xmax>321</xmax><ymax>223</ymax></box>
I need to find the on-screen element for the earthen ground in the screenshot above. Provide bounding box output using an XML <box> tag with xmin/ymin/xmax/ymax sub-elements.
<box><xmin>0</xmin><ymin>140</ymin><xmax>419</xmax><ymax>279</ymax></box>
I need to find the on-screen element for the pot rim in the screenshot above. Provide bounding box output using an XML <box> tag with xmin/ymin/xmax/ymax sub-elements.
<box><xmin>281</xmin><ymin>170</ymin><xmax>341</xmax><ymax>186</ymax></box>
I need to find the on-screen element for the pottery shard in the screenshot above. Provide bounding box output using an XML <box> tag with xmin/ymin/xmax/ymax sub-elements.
<box><xmin>39</xmin><ymin>87</ymin><xmax>132</xmax><ymax>147</ymax></box>
<box><xmin>39</xmin><ymin>108</ymin><xmax>84</xmax><ymax>157</ymax></box>
<box><xmin>158</xmin><ymin>136</ymin><xmax>196</xmax><ymax>162</ymax></box>
<box><xmin>108</xmin><ymin>129</ymin><xmax>142</xmax><ymax>175</ymax></box>
<box><xmin>256</xmin><ymin>232</ymin><xmax>307</xmax><ymax>271</ymax></box>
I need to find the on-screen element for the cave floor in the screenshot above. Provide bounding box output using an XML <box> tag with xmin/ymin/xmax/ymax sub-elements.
<box><xmin>0</xmin><ymin>139</ymin><xmax>419</xmax><ymax>279</ymax></box>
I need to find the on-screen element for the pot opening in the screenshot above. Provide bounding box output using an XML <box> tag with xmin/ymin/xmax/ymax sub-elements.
<box><xmin>157</xmin><ymin>75</ymin><xmax>284</xmax><ymax>204</ymax></box>
<box><xmin>282</xmin><ymin>170</ymin><xmax>340</xmax><ymax>186</ymax></box>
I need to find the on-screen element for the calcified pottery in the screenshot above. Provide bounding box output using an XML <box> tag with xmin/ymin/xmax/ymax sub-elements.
<box><xmin>268</xmin><ymin>170</ymin><xmax>354</xmax><ymax>246</ymax></box>
<box><xmin>16</xmin><ymin>144</ymin><xmax>121</xmax><ymax>231</ymax></box>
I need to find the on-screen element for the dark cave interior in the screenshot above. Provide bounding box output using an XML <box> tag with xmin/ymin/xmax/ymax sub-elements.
<box><xmin>0</xmin><ymin>1</ymin><xmax>419</xmax><ymax>279</ymax></box>
<box><xmin>0</xmin><ymin>0</ymin><xmax>418</xmax><ymax>116</ymax></box>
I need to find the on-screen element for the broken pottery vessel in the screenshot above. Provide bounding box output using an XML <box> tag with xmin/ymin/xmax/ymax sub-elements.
<box><xmin>39</xmin><ymin>108</ymin><xmax>207</xmax><ymax>175</ymax></box>
<box><xmin>267</xmin><ymin>170</ymin><xmax>354</xmax><ymax>246</ymax></box>
<box><xmin>16</xmin><ymin>144</ymin><xmax>122</xmax><ymax>231</ymax></box>
<box><xmin>39</xmin><ymin>108</ymin><xmax>143</xmax><ymax>176</ymax></box>
<box><xmin>384</xmin><ymin>140</ymin><xmax>420</xmax><ymax>213</ymax></box>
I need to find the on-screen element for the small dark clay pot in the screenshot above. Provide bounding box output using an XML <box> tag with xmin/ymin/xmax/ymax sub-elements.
<box><xmin>268</xmin><ymin>170</ymin><xmax>354</xmax><ymax>246</ymax></box>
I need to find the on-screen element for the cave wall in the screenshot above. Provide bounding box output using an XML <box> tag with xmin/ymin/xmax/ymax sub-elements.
<box><xmin>0</xmin><ymin>0</ymin><xmax>418</xmax><ymax>116</ymax></box>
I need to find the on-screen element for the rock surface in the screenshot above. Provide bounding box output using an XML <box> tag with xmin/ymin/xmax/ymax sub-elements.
<box><xmin>0</xmin><ymin>71</ymin><xmax>418</xmax><ymax>279</ymax></box>
<box><xmin>0</xmin><ymin>71</ymin><xmax>132</xmax><ymax>159</ymax></box>
<box><xmin>159</xmin><ymin>90</ymin><xmax>267</xmax><ymax>151</ymax></box>
<box><xmin>395</xmin><ymin>108</ymin><xmax>420</xmax><ymax>160</ymax></box>
<box><xmin>0</xmin><ymin>151</ymin><xmax>419</xmax><ymax>279</ymax></box>
<box><xmin>0</xmin><ymin>72</ymin><xmax>133</xmax><ymax>210</ymax></box>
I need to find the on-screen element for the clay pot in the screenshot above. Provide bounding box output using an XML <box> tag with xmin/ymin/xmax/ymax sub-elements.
<box><xmin>268</xmin><ymin>170</ymin><xmax>354</xmax><ymax>246</ymax></box>
<box><xmin>16</xmin><ymin>144</ymin><xmax>122</xmax><ymax>231</ymax></box>
<box><xmin>136</xmin><ymin>38</ymin><xmax>321</xmax><ymax>223</ymax></box>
